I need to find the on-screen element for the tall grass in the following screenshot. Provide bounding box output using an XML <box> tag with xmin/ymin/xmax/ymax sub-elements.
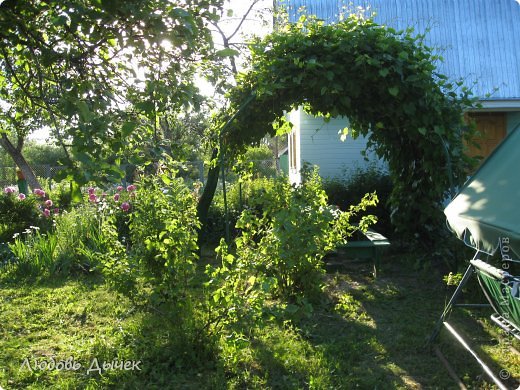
<box><xmin>5</xmin><ymin>205</ymin><xmax>107</xmax><ymax>276</ymax></box>
<box><xmin>8</xmin><ymin>227</ymin><xmax>58</xmax><ymax>275</ymax></box>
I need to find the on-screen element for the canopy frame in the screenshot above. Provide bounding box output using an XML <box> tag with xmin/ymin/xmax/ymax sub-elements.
<box><xmin>427</xmin><ymin>251</ymin><xmax>519</xmax><ymax>389</ymax></box>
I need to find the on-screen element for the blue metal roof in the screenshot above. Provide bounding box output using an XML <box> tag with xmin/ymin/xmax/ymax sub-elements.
<box><xmin>281</xmin><ymin>0</ymin><xmax>520</xmax><ymax>101</ymax></box>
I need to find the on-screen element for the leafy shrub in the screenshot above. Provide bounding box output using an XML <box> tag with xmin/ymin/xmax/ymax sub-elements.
<box><xmin>5</xmin><ymin>204</ymin><xmax>115</xmax><ymax>276</ymax></box>
<box><xmin>50</xmin><ymin>185</ymin><xmax>135</xmax><ymax>279</ymax></box>
<box><xmin>2</xmin><ymin>184</ymin><xmax>133</xmax><ymax>276</ymax></box>
<box><xmin>242</xmin><ymin>145</ymin><xmax>273</xmax><ymax>162</ymax></box>
<box><xmin>237</xmin><ymin>145</ymin><xmax>277</xmax><ymax>179</ymax></box>
<box><xmin>128</xmin><ymin>169</ymin><xmax>200</xmax><ymax>301</ymax></box>
<box><xmin>205</xmin><ymin>169</ymin><xmax>377</xmax><ymax>337</ymax></box>
<box><xmin>323</xmin><ymin>164</ymin><xmax>393</xmax><ymax>238</ymax></box>
<box><xmin>0</xmin><ymin>242</ymin><xmax>16</xmax><ymax>270</ymax></box>
<box><xmin>202</xmin><ymin>177</ymin><xmax>277</xmax><ymax>244</ymax></box>
<box><xmin>0</xmin><ymin>191</ymin><xmax>48</xmax><ymax>243</ymax></box>
<box><xmin>47</xmin><ymin>180</ymin><xmax>73</xmax><ymax>210</ymax></box>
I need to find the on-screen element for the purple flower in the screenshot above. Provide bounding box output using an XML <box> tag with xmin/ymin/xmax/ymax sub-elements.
<box><xmin>116</xmin><ymin>185</ymin><xmax>124</xmax><ymax>192</ymax></box>
<box><xmin>43</xmin><ymin>208</ymin><xmax>51</xmax><ymax>218</ymax></box>
<box><xmin>120</xmin><ymin>202</ymin><xmax>131</xmax><ymax>212</ymax></box>
<box><xmin>126</xmin><ymin>184</ymin><xmax>136</xmax><ymax>192</ymax></box>
<box><xmin>88</xmin><ymin>187</ymin><xmax>95</xmax><ymax>195</ymax></box>
<box><xmin>45</xmin><ymin>199</ymin><xmax>53</xmax><ymax>207</ymax></box>
<box><xmin>4</xmin><ymin>186</ymin><xmax>15</xmax><ymax>194</ymax></box>
<box><xmin>113</xmin><ymin>193</ymin><xmax>120</xmax><ymax>202</ymax></box>
<box><xmin>18</xmin><ymin>193</ymin><xmax>26</xmax><ymax>200</ymax></box>
<box><xmin>33</xmin><ymin>188</ymin><xmax>45</xmax><ymax>197</ymax></box>
<box><xmin>54</xmin><ymin>208</ymin><xmax>60</xmax><ymax>215</ymax></box>
<box><xmin>88</xmin><ymin>193</ymin><xmax>98</xmax><ymax>203</ymax></box>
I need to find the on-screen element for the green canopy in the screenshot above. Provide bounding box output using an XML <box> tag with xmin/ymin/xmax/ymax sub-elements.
<box><xmin>477</xmin><ymin>268</ymin><xmax>520</xmax><ymax>327</ymax></box>
<box><xmin>444</xmin><ymin>126</ymin><xmax>520</xmax><ymax>258</ymax></box>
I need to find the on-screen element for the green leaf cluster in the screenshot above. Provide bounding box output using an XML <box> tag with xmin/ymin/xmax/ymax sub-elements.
<box><xmin>128</xmin><ymin>163</ymin><xmax>200</xmax><ymax>301</ymax></box>
<box><xmin>0</xmin><ymin>0</ymin><xmax>223</xmax><ymax>185</ymax></box>
<box><xmin>205</xmin><ymin>169</ymin><xmax>377</xmax><ymax>341</ymax></box>
<box><xmin>215</xmin><ymin>15</ymin><xmax>477</xmax><ymax>247</ymax></box>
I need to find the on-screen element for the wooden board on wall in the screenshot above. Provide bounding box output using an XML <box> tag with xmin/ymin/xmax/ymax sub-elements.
<box><xmin>466</xmin><ymin>112</ymin><xmax>506</xmax><ymax>161</ymax></box>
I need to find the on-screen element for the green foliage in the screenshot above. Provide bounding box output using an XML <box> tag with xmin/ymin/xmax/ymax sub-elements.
<box><xmin>205</xmin><ymin>170</ymin><xmax>377</xmax><ymax>343</ymax></box>
<box><xmin>234</xmin><ymin>145</ymin><xmax>277</xmax><ymax>180</ymax></box>
<box><xmin>213</xmin><ymin>15</ymin><xmax>477</xmax><ymax>250</ymax></box>
<box><xmin>5</xmin><ymin>204</ymin><xmax>113</xmax><ymax>276</ymax></box>
<box><xmin>205</xmin><ymin>239</ymin><xmax>274</xmax><ymax>336</ymax></box>
<box><xmin>0</xmin><ymin>0</ymin><xmax>224</xmax><ymax>186</ymax></box>
<box><xmin>128</xmin><ymin>167</ymin><xmax>200</xmax><ymax>301</ymax></box>
<box><xmin>0</xmin><ymin>192</ymin><xmax>45</xmax><ymax>243</ymax></box>
<box><xmin>48</xmin><ymin>180</ymin><xmax>73</xmax><ymax>210</ymax></box>
<box><xmin>242</xmin><ymin>145</ymin><xmax>273</xmax><ymax>161</ymax></box>
<box><xmin>443</xmin><ymin>272</ymin><xmax>463</xmax><ymax>286</ymax></box>
<box><xmin>8</xmin><ymin>142</ymin><xmax>67</xmax><ymax>167</ymax></box>
<box><xmin>242</xmin><ymin>170</ymin><xmax>377</xmax><ymax>302</ymax></box>
<box><xmin>52</xmin><ymin>205</ymin><xmax>111</xmax><ymax>275</ymax></box>
<box><xmin>202</xmin><ymin>177</ymin><xmax>276</xmax><ymax>244</ymax></box>
<box><xmin>323</xmin><ymin>164</ymin><xmax>394</xmax><ymax>238</ymax></box>
<box><xmin>8</xmin><ymin>227</ymin><xmax>58</xmax><ymax>276</ymax></box>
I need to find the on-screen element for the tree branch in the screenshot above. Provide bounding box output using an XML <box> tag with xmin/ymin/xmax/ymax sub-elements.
<box><xmin>227</xmin><ymin>0</ymin><xmax>262</xmax><ymax>41</ymax></box>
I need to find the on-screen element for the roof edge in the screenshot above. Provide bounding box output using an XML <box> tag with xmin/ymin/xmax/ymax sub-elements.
<box><xmin>473</xmin><ymin>99</ymin><xmax>520</xmax><ymax>111</ymax></box>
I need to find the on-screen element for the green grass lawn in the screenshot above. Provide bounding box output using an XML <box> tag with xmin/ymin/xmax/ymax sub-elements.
<box><xmin>0</xmin><ymin>253</ymin><xmax>518</xmax><ymax>389</ymax></box>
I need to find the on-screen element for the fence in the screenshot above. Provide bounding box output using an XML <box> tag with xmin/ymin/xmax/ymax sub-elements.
<box><xmin>0</xmin><ymin>165</ymin><xmax>66</xmax><ymax>188</ymax></box>
<box><xmin>0</xmin><ymin>159</ymin><xmax>281</xmax><ymax>188</ymax></box>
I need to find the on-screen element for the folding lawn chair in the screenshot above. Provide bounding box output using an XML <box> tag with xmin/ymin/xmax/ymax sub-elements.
<box><xmin>428</xmin><ymin>125</ymin><xmax>520</xmax><ymax>389</ymax></box>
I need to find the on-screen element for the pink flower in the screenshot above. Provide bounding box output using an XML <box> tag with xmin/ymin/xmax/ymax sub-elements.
<box><xmin>33</xmin><ymin>188</ymin><xmax>45</xmax><ymax>197</ymax></box>
<box><xmin>116</xmin><ymin>185</ymin><xmax>124</xmax><ymax>192</ymax></box>
<box><xmin>88</xmin><ymin>193</ymin><xmax>98</xmax><ymax>203</ymax></box>
<box><xmin>113</xmin><ymin>193</ymin><xmax>120</xmax><ymax>202</ymax></box>
<box><xmin>88</xmin><ymin>187</ymin><xmax>95</xmax><ymax>195</ymax></box>
<box><xmin>45</xmin><ymin>199</ymin><xmax>53</xmax><ymax>207</ymax></box>
<box><xmin>126</xmin><ymin>184</ymin><xmax>136</xmax><ymax>192</ymax></box>
<box><xmin>120</xmin><ymin>202</ymin><xmax>131</xmax><ymax>212</ymax></box>
<box><xmin>4</xmin><ymin>186</ymin><xmax>15</xmax><ymax>194</ymax></box>
<box><xmin>43</xmin><ymin>208</ymin><xmax>51</xmax><ymax>218</ymax></box>
<box><xmin>18</xmin><ymin>193</ymin><xmax>26</xmax><ymax>200</ymax></box>
<box><xmin>54</xmin><ymin>208</ymin><xmax>59</xmax><ymax>215</ymax></box>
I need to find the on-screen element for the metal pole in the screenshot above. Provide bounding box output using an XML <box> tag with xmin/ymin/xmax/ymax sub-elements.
<box><xmin>443</xmin><ymin>322</ymin><xmax>509</xmax><ymax>390</ymax></box>
<box><xmin>239</xmin><ymin>181</ymin><xmax>243</xmax><ymax>212</ymax></box>
<box><xmin>428</xmin><ymin>262</ymin><xmax>475</xmax><ymax>345</ymax></box>
<box><xmin>199</xmin><ymin>160</ymin><xmax>204</xmax><ymax>184</ymax></box>
<box><xmin>220</xmin><ymin>138</ymin><xmax>230</xmax><ymax>245</ymax></box>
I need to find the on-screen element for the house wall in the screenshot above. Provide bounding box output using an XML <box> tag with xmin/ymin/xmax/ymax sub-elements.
<box><xmin>289</xmin><ymin>107</ymin><xmax>384</xmax><ymax>184</ymax></box>
<box><xmin>288</xmin><ymin>109</ymin><xmax>301</xmax><ymax>184</ymax></box>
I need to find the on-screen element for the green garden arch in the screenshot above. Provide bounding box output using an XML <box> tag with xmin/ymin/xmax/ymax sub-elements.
<box><xmin>198</xmin><ymin>16</ymin><xmax>476</xmax><ymax>248</ymax></box>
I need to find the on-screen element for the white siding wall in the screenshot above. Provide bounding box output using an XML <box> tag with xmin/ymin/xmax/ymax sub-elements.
<box><xmin>288</xmin><ymin>109</ymin><xmax>301</xmax><ymax>184</ymax></box>
<box><xmin>289</xmin><ymin>107</ymin><xmax>384</xmax><ymax>183</ymax></box>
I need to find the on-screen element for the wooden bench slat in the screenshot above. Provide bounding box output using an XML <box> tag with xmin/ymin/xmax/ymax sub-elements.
<box><xmin>334</xmin><ymin>227</ymin><xmax>391</xmax><ymax>278</ymax></box>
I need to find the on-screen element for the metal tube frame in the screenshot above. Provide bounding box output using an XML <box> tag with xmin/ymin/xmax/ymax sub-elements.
<box><xmin>428</xmin><ymin>251</ymin><xmax>512</xmax><ymax>390</ymax></box>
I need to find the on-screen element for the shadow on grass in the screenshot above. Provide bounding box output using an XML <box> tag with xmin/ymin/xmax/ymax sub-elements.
<box><xmin>82</xmin><ymin>306</ymin><xmax>225</xmax><ymax>389</ymax></box>
<box><xmin>0</xmin><ymin>269</ymin><xmax>105</xmax><ymax>292</ymax></box>
<box><xmin>2</xmin><ymin>250</ymin><xmax>517</xmax><ymax>389</ymax></box>
<box><xmin>322</xmin><ymin>253</ymin><xmax>519</xmax><ymax>389</ymax></box>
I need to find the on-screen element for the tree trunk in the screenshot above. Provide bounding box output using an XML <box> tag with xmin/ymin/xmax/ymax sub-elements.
<box><xmin>0</xmin><ymin>134</ymin><xmax>42</xmax><ymax>191</ymax></box>
<box><xmin>197</xmin><ymin>147</ymin><xmax>220</xmax><ymax>243</ymax></box>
